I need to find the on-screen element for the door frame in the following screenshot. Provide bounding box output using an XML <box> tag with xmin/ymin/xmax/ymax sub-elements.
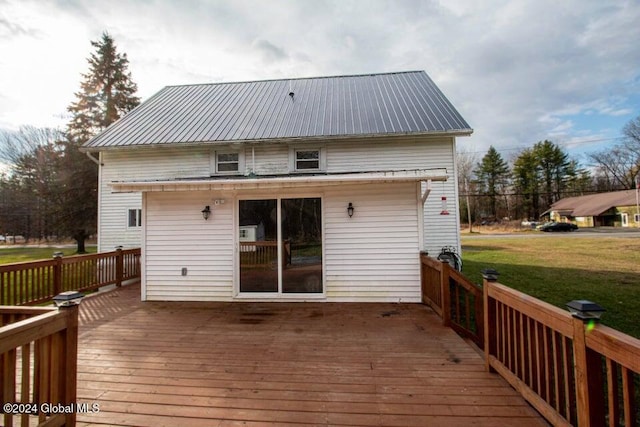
<box><xmin>234</xmin><ymin>191</ymin><xmax>326</xmax><ymax>300</ymax></box>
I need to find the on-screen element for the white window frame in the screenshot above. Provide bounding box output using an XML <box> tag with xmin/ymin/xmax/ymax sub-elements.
<box><xmin>127</xmin><ymin>208</ymin><xmax>142</xmax><ymax>228</ymax></box>
<box><xmin>210</xmin><ymin>150</ymin><xmax>245</xmax><ymax>175</ymax></box>
<box><xmin>288</xmin><ymin>146</ymin><xmax>325</xmax><ymax>173</ymax></box>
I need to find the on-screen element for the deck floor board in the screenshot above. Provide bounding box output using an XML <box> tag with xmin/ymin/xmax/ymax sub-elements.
<box><xmin>75</xmin><ymin>283</ymin><xmax>548</xmax><ymax>426</ymax></box>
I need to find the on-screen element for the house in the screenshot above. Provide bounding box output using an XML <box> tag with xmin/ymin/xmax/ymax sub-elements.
<box><xmin>544</xmin><ymin>189</ymin><xmax>640</xmax><ymax>227</ymax></box>
<box><xmin>81</xmin><ymin>71</ymin><xmax>472</xmax><ymax>302</ymax></box>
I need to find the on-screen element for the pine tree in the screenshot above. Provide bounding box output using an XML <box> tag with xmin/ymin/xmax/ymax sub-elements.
<box><xmin>59</xmin><ymin>32</ymin><xmax>140</xmax><ymax>252</ymax></box>
<box><xmin>512</xmin><ymin>148</ymin><xmax>540</xmax><ymax>219</ymax></box>
<box><xmin>532</xmin><ymin>140</ymin><xmax>570</xmax><ymax>207</ymax></box>
<box><xmin>474</xmin><ymin>146</ymin><xmax>510</xmax><ymax>219</ymax></box>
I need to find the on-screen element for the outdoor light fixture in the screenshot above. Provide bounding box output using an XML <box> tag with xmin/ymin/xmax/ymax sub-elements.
<box><xmin>201</xmin><ymin>205</ymin><xmax>211</xmax><ymax>220</ymax></box>
<box><xmin>566</xmin><ymin>300</ymin><xmax>605</xmax><ymax>322</ymax></box>
<box><xmin>53</xmin><ymin>291</ymin><xmax>84</xmax><ymax>308</ymax></box>
<box><xmin>347</xmin><ymin>202</ymin><xmax>355</xmax><ymax>218</ymax></box>
<box><xmin>481</xmin><ymin>268</ymin><xmax>500</xmax><ymax>282</ymax></box>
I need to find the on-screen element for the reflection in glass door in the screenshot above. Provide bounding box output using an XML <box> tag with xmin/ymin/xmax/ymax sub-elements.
<box><xmin>282</xmin><ymin>198</ymin><xmax>322</xmax><ymax>293</ymax></box>
<box><xmin>238</xmin><ymin>197</ymin><xmax>323</xmax><ymax>295</ymax></box>
<box><xmin>239</xmin><ymin>199</ymin><xmax>278</xmax><ymax>292</ymax></box>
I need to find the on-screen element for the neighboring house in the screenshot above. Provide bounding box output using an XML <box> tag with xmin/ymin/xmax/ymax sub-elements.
<box><xmin>543</xmin><ymin>190</ymin><xmax>640</xmax><ymax>227</ymax></box>
<box><xmin>81</xmin><ymin>71</ymin><xmax>472</xmax><ymax>302</ymax></box>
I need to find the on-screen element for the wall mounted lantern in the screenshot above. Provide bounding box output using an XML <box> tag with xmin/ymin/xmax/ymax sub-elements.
<box><xmin>53</xmin><ymin>291</ymin><xmax>84</xmax><ymax>308</ymax></box>
<box><xmin>566</xmin><ymin>300</ymin><xmax>605</xmax><ymax>322</ymax></box>
<box><xmin>201</xmin><ymin>205</ymin><xmax>211</xmax><ymax>220</ymax></box>
<box><xmin>347</xmin><ymin>202</ymin><xmax>355</xmax><ymax>218</ymax></box>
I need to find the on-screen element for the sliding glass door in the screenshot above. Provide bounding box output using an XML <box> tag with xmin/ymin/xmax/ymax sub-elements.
<box><xmin>238</xmin><ymin>199</ymin><xmax>278</xmax><ymax>292</ymax></box>
<box><xmin>238</xmin><ymin>197</ymin><xmax>322</xmax><ymax>295</ymax></box>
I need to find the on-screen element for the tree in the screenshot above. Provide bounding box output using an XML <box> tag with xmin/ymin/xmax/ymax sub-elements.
<box><xmin>474</xmin><ymin>146</ymin><xmax>510</xmax><ymax>219</ymax></box>
<box><xmin>456</xmin><ymin>150</ymin><xmax>478</xmax><ymax>228</ymax></box>
<box><xmin>512</xmin><ymin>148</ymin><xmax>540</xmax><ymax>219</ymax></box>
<box><xmin>533</xmin><ymin>140</ymin><xmax>570</xmax><ymax>207</ymax></box>
<box><xmin>589</xmin><ymin>115</ymin><xmax>640</xmax><ymax>190</ymax></box>
<box><xmin>0</xmin><ymin>127</ymin><xmax>64</xmax><ymax>241</ymax></box>
<box><xmin>61</xmin><ymin>32</ymin><xmax>140</xmax><ymax>252</ymax></box>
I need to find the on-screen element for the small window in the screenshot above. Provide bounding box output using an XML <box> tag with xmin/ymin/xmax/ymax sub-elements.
<box><xmin>635</xmin><ymin>214</ymin><xmax>640</xmax><ymax>223</ymax></box>
<box><xmin>217</xmin><ymin>152</ymin><xmax>239</xmax><ymax>172</ymax></box>
<box><xmin>211</xmin><ymin>150</ymin><xmax>244</xmax><ymax>175</ymax></box>
<box><xmin>239</xmin><ymin>229</ymin><xmax>248</xmax><ymax>239</ymax></box>
<box><xmin>128</xmin><ymin>209</ymin><xmax>142</xmax><ymax>228</ymax></box>
<box><xmin>295</xmin><ymin>150</ymin><xmax>320</xmax><ymax>170</ymax></box>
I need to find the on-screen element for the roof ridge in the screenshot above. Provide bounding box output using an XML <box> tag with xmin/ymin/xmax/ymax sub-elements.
<box><xmin>163</xmin><ymin>70</ymin><xmax>426</xmax><ymax>89</ymax></box>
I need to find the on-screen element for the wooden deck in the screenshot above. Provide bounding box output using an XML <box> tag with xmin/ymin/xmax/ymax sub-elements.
<box><xmin>75</xmin><ymin>283</ymin><xmax>547</xmax><ymax>426</ymax></box>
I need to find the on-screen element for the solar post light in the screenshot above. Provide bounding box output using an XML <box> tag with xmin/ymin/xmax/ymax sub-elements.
<box><xmin>566</xmin><ymin>300</ymin><xmax>605</xmax><ymax>322</ymax></box>
<box><xmin>481</xmin><ymin>268</ymin><xmax>500</xmax><ymax>282</ymax></box>
<box><xmin>53</xmin><ymin>291</ymin><xmax>84</xmax><ymax>308</ymax></box>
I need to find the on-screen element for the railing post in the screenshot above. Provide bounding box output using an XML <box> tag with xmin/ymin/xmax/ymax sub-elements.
<box><xmin>53</xmin><ymin>252</ymin><xmax>63</xmax><ymax>296</ymax></box>
<box><xmin>572</xmin><ymin>317</ymin><xmax>606</xmax><ymax>426</ymax></box>
<box><xmin>115</xmin><ymin>246</ymin><xmax>123</xmax><ymax>287</ymax></box>
<box><xmin>440</xmin><ymin>261</ymin><xmax>451</xmax><ymax>327</ymax></box>
<box><xmin>63</xmin><ymin>303</ymin><xmax>79</xmax><ymax>426</ymax></box>
<box><xmin>482</xmin><ymin>271</ymin><xmax>499</xmax><ymax>373</ymax></box>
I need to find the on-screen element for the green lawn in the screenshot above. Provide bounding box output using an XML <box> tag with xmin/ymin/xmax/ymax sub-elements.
<box><xmin>461</xmin><ymin>236</ymin><xmax>640</xmax><ymax>338</ymax></box>
<box><xmin>0</xmin><ymin>246</ymin><xmax>97</xmax><ymax>264</ymax></box>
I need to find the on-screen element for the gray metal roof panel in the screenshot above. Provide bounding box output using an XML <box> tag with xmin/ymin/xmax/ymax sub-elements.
<box><xmin>83</xmin><ymin>70</ymin><xmax>472</xmax><ymax>150</ymax></box>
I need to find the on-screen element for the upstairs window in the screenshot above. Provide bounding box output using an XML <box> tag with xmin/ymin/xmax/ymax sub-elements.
<box><xmin>212</xmin><ymin>150</ymin><xmax>244</xmax><ymax>175</ymax></box>
<box><xmin>127</xmin><ymin>209</ymin><xmax>142</xmax><ymax>228</ymax></box>
<box><xmin>294</xmin><ymin>149</ymin><xmax>320</xmax><ymax>171</ymax></box>
<box><xmin>217</xmin><ymin>152</ymin><xmax>239</xmax><ymax>172</ymax></box>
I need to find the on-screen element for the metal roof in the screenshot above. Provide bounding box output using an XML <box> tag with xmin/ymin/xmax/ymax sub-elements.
<box><xmin>82</xmin><ymin>71</ymin><xmax>472</xmax><ymax>151</ymax></box>
<box><xmin>545</xmin><ymin>190</ymin><xmax>640</xmax><ymax>217</ymax></box>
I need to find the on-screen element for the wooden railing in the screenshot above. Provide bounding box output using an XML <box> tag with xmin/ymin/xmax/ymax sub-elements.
<box><xmin>420</xmin><ymin>252</ymin><xmax>640</xmax><ymax>426</ymax></box>
<box><xmin>239</xmin><ymin>241</ymin><xmax>291</xmax><ymax>268</ymax></box>
<box><xmin>484</xmin><ymin>279</ymin><xmax>640</xmax><ymax>427</ymax></box>
<box><xmin>420</xmin><ymin>253</ymin><xmax>484</xmax><ymax>347</ymax></box>
<box><xmin>1</xmin><ymin>248</ymin><xmax>141</xmax><ymax>306</ymax></box>
<box><xmin>1</xmin><ymin>304</ymin><xmax>79</xmax><ymax>426</ymax></box>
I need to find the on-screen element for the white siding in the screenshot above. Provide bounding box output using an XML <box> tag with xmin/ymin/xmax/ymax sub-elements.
<box><xmin>324</xmin><ymin>183</ymin><xmax>421</xmax><ymax>302</ymax></box>
<box><xmin>98</xmin><ymin>135</ymin><xmax>462</xmax><ymax>301</ymax></box>
<box><xmin>99</xmin><ymin>148</ymin><xmax>210</xmax><ymax>251</ymax></box>
<box><xmin>244</xmin><ymin>144</ymin><xmax>289</xmax><ymax>175</ymax></box>
<box><xmin>144</xmin><ymin>191</ymin><xmax>234</xmax><ymax>301</ymax></box>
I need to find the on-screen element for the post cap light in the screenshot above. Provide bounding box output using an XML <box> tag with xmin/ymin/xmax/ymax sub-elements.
<box><xmin>201</xmin><ymin>205</ymin><xmax>211</xmax><ymax>220</ymax></box>
<box><xmin>481</xmin><ymin>268</ymin><xmax>500</xmax><ymax>282</ymax></box>
<box><xmin>566</xmin><ymin>300</ymin><xmax>605</xmax><ymax>322</ymax></box>
<box><xmin>347</xmin><ymin>202</ymin><xmax>355</xmax><ymax>218</ymax></box>
<box><xmin>53</xmin><ymin>291</ymin><xmax>84</xmax><ymax>308</ymax></box>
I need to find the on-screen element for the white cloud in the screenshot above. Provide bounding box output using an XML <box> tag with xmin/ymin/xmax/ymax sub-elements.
<box><xmin>0</xmin><ymin>0</ymin><xmax>638</xmax><ymax>158</ymax></box>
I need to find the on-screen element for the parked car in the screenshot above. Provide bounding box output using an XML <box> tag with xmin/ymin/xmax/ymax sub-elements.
<box><xmin>536</xmin><ymin>221</ymin><xmax>578</xmax><ymax>232</ymax></box>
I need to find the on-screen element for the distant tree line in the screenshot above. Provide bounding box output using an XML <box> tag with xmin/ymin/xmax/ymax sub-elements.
<box><xmin>458</xmin><ymin>116</ymin><xmax>640</xmax><ymax>224</ymax></box>
<box><xmin>0</xmin><ymin>33</ymin><xmax>139</xmax><ymax>252</ymax></box>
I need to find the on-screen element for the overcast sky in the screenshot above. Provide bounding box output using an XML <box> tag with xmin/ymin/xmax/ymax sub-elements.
<box><xmin>1</xmin><ymin>0</ymin><xmax>639</xmax><ymax>162</ymax></box>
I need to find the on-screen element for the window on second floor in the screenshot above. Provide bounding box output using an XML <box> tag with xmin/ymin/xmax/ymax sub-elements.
<box><xmin>211</xmin><ymin>150</ymin><xmax>245</xmax><ymax>175</ymax></box>
<box><xmin>289</xmin><ymin>147</ymin><xmax>325</xmax><ymax>172</ymax></box>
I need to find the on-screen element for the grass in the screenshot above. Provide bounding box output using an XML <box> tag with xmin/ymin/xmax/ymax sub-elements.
<box><xmin>461</xmin><ymin>236</ymin><xmax>640</xmax><ymax>338</ymax></box>
<box><xmin>0</xmin><ymin>246</ymin><xmax>97</xmax><ymax>264</ymax></box>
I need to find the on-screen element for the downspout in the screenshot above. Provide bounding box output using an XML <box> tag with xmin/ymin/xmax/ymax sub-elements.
<box><xmin>86</xmin><ymin>151</ymin><xmax>103</xmax><ymax>166</ymax></box>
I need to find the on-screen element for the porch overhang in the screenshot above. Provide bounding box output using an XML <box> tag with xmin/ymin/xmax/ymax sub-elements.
<box><xmin>109</xmin><ymin>168</ymin><xmax>448</xmax><ymax>193</ymax></box>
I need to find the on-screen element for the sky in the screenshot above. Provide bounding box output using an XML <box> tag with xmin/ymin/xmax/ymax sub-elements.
<box><xmin>1</xmin><ymin>0</ymin><xmax>639</xmax><ymax>164</ymax></box>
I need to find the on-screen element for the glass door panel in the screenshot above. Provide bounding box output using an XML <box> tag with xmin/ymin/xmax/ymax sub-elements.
<box><xmin>239</xmin><ymin>199</ymin><xmax>278</xmax><ymax>292</ymax></box>
<box><xmin>281</xmin><ymin>198</ymin><xmax>323</xmax><ymax>293</ymax></box>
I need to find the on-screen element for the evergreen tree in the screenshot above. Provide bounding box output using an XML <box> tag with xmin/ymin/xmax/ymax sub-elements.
<box><xmin>512</xmin><ymin>148</ymin><xmax>540</xmax><ymax>219</ymax></box>
<box><xmin>474</xmin><ymin>146</ymin><xmax>510</xmax><ymax>219</ymax></box>
<box><xmin>60</xmin><ymin>32</ymin><xmax>140</xmax><ymax>252</ymax></box>
<box><xmin>533</xmin><ymin>140</ymin><xmax>570</xmax><ymax>207</ymax></box>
